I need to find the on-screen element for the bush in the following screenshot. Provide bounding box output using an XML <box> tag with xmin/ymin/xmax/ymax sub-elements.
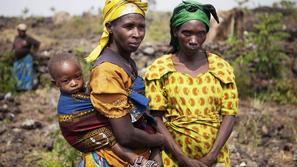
<box><xmin>0</xmin><ymin>51</ymin><xmax>17</xmax><ymax>94</ymax></box>
<box><xmin>238</xmin><ymin>12</ymin><xmax>289</xmax><ymax>78</ymax></box>
<box><xmin>227</xmin><ymin>10</ymin><xmax>296</xmax><ymax>104</ymax></box>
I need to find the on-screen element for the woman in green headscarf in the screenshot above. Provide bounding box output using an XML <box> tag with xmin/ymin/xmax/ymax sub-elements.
<box><xmin>144</xmin><ymin>1</ymin><xmax>238</xmax><ymax>167</ymax></box>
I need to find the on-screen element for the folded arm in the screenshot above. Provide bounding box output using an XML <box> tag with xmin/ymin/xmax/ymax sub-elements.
<box><xmin>109</xmin><ymin>114</ymin><xmax>164</xmax><ymax>149</ymax></box>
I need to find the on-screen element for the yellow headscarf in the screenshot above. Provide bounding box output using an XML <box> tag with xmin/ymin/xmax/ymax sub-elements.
<box><xmin>86</xmin><ymin>0</ymin><xmax>148</xmax><ymax>62</ymax></box>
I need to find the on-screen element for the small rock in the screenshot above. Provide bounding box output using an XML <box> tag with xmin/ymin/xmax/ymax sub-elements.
<box><xmin>283</xmin><ymin>143</ymin><xmax>293</xmax><ymax>151</ymax></box>
<box><xmin>12</xmin><ymin>107</ymin><xmax>21</xmax><ymax>114</ymax></box>
<box><xmin>14</xmin><ymin>99</ymin><xmax>21</xmax><ymax>106</ymax></box>
<box><xmin>229</xmin><ymin>144</ymin><xmax>237</xmax><ymax>153</ymax></box>
<box><xmin>247</xmin><ymin>161</ymin><xmax>258</xmax><ymax>167</ymax></box>
<box><xmin>239</xmin><ymin>162</ymin><xmax>247</xmax><ymax>167</ymax></box>
<box><xmin>12</xmin><ymin>128</ymin><xmax>22</xmax><ymax>133</ymax></box>
<box><xmin>0</xmin><ymin>126</ymin><xmax>6</xmax><ymax>135</ymax></box>
<box><xmin>21</xmin><ymin>119</ymin><xmax>42</xmax><ymax>130</ymax></box>
<box><xmin>261</xmin><ymin>125</ymin><xmax>268</xmax><ymax>135</ymax></box>
<box><xmin>142</xmin><ymin>46</ymin><xmax>155</xmax><ymax>55</ymax></box>
<box><xmin>4</xmin><ymin>92</ymin><xmax>12</xmax><ymax>100</ymax></box>
<box><xmin>44</xmin><ymin>139</ymin><xmax>55</xmax><ymax>151</ymax></box>
<box><xmin>0</xmin><ymin>104</ymin><xmax>9</xmax><ymax>113</ymax></box>
<box><xmin>7</xmin><ymin>113</ymin><xmax>15</xmax><ymax>121</ymax></box>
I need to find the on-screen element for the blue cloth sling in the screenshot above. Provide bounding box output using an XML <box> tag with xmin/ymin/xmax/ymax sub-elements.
<box><xmin>57</xmin><ymin>92</ymin><xmax>93</xmax><ymax>115</ymax></box>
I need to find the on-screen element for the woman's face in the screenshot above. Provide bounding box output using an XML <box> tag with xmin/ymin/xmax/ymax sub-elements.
<box><xmin>17</xmin><ymin>29</ymin><xmax>26</xmax><ymax>37</ymax></box>
<box><xmin>109</xmin><ymin>13</ymin><xmax>145</xmax><ymax>53</ymax></box>
<box><xmin>175</xmin><ymin>20</ymin><xmax>207</xmax><ymax>54</ymax></box>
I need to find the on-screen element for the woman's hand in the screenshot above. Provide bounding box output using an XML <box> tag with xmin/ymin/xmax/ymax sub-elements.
<box><xmin>149</xmin><ymin>148</ymin><xmax>163</xmax><ymax>167</ymax></box>
<box><xmin>149</xmin><ymin>153</ymin><xmax>163</xmax><ymax>167</ymax></box>
<box><xmin>178</xmin><ymin>155</ymin><xmax>207</xmax><ymax>167</ymax></box>
<box><xmin>198</xmin><ymin>152</ymin><xmax>217</xmax><ymax>167</ymax></box>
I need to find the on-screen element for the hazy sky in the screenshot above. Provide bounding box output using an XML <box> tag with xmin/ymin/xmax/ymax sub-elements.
<box><xmin>0</xmin><ymin>0</ymin><xmax>289</xmax><ymax>16</ymax></box>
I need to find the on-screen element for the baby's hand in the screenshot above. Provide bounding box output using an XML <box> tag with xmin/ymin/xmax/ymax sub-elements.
<box><xmin>131</xmin><ymin>156</ymin><xmax>159</xmax><ymax>167</ymax></box>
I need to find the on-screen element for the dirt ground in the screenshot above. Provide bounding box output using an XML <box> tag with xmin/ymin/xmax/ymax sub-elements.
<box><xmin>0</xmin><ymin>88</ymin><xmax>296</xmax><ymax>166</ymax></box>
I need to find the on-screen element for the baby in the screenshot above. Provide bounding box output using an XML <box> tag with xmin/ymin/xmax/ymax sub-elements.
<box><xmin>48</xmin><ymin>53</ymin><xmax>158</xmax><ymax>166</ymax></box>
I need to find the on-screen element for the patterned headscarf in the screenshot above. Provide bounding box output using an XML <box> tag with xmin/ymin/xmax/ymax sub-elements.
<box><xmin>86</xmin><ymin>0</ymin><xmax>148</xmax><ymax>62</ymax></box>
<box><xmin>169</xmin><ymin>0</ymin><xmax>219</xmax><ymax>53</ymax></box>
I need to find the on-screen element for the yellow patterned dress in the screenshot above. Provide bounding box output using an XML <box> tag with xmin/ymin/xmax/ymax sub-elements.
<box><xmin>144</xmin><ymin>53</ymin><xmax>238</xmax><ymax>167</ymax></box>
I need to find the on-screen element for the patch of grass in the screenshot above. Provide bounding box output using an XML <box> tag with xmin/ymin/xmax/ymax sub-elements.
<box><xmin>236</xmin><ymin>114</ymin><xmax>262</xmax><ymax>147</ymax></box>
<box><xmin>289</xmin><ymin>124</ymin><xmax>297</xmax><ymax>143</ymax></box>
<box><xmin>39</xmin><ymin>74</ymin><xmax>52</xmax><ymax>90</ymax></box>
<box><xmin>261</xmin><ymin>78</ymin><xmax>297</xmax><ymax>104</ymax></box>
<box><xmin>73</xmin><ymin>47</ymin><xmax>92</xmax><ymax>82</ymax></box>
<box><xmin>249</xmin><ymin>97</ymin><xmax>265</xmax><ymax>111</ymax></box>
<box><xmin>51</xmin><ymin>16</ymin><xmax>103</xmax><ymax>39</ymax></box>
<box><xmin>28</xmin><ymin>130</ymin><xmax>80</xmax><ymax>167</ymax></box>
<box><xmin>144</xmin><ymin>12</ymin><xmax>171</xmax><ymax>43</ymax></box>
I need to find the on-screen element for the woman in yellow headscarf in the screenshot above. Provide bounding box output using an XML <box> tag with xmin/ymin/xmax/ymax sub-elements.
<box><xmin>144</xmin><ymin>1</ymin><xmax>238</xmax><ymax>167</ymax></box>
<box><xmin>81</xmin><ymin>0</ymin><xmax>165</xmax><ymax>167</ymax></box>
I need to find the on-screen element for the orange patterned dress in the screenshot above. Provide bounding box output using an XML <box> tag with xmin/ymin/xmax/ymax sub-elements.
<box><xmin>82</xmin><ymin>62</ymin><xmax>150</xmax><ymax>167</ymax></box>
<box><xmin>144</xmin><ymin>53</ymin><xmax>238</xmax><ymax>167</ymax></box>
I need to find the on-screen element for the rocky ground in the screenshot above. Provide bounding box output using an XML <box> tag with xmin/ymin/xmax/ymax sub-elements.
<box><xmin>0</xmin><ymin>88</ymin><xmax>296</xmax><ymax>166</ymax></box>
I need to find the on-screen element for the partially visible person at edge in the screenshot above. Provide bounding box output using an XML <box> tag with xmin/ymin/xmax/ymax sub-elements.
<box><xmin>12</xmin><ymin>23</ymin><xmax>40</xmax><ymax>91</ymax></box>
<box><xmin>144</xmin><ymin>0</ymin><xmax>238</xmax><ymax>167</ymax></box>
<box><xmin>82</xmin><ymin>0</ymin><xmax>165</xmax><ymax>166</ymax></box>
<box><xmin>47</xmin><ymin>53</ymin><xmax>158</xmax><ymax>167</ymax></box>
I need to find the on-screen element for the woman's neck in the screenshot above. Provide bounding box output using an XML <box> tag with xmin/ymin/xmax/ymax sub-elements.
<box><xmin>108</xmin><ymin>44</ymin><xmax>131</xmax><ymax>60</ymax></box>
<box><xmin>176</xmin><ymin>49</ymin><xmax>206</xmax><ymax>64</ymax></box>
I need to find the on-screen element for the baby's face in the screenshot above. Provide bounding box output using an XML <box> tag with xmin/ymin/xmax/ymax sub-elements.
<box><xmin>55</xmin><ymin>61</ymin><xmax>84</xmax><ymax>94</ymax></box>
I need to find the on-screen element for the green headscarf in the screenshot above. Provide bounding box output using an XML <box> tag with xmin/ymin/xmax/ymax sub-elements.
<box><xmin>169</xmin><ymin>0</ymin><xmax>219</xmax><ymax>53</ymax></box>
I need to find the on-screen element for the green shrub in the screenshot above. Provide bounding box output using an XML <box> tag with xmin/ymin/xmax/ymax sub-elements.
<box><xmin>0</xmin><ymin>51</ymin><xmax>17</xmax><ymax>94</ymax></box>
<box><xmin>243</xmin><ymin>13</ymin><xmax>289</xmax><ymax>78</ymax></box>
<box><xmin>226</xmin><ymin>9</ymin><xmax>296</xmax><ymax>104</ymax></box>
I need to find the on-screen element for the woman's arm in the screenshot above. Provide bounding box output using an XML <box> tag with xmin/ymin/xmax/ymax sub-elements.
<box><xmin>199</xmin><ymin>115</ymin><xmax>236</xmax><ymax>166</ymax></box>
<box><xmin>153</xmin><ymin>111</ymin><xmax>207</xmax><ymax>167</ymax></box>
<box><xmin>109</xmin><ymin>114</ymin><xmax>165</xmax><ymax>149</ymax></box>
<box><xmin>153</xmin><ymin>113</ymin><xmax>185</xmax><ymax>161</ymax></box>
